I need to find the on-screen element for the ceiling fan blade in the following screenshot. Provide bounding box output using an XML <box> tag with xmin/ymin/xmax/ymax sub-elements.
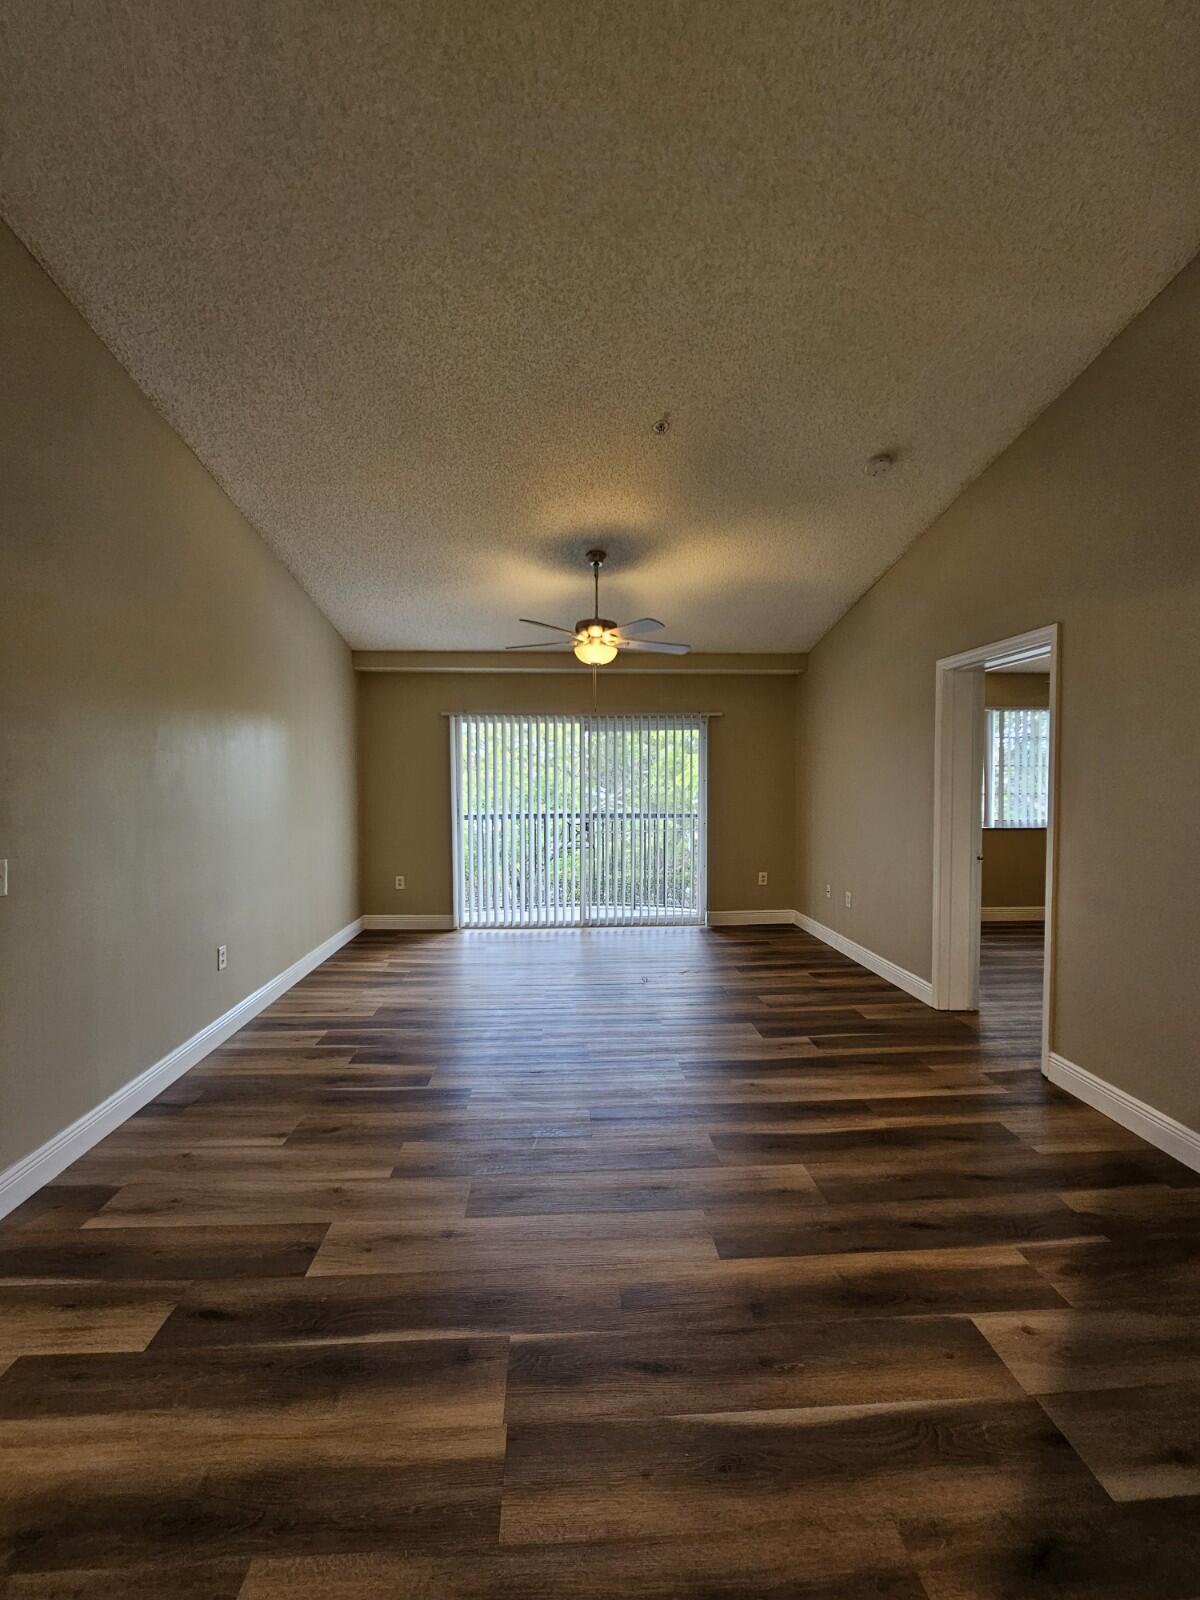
<box><xmin>504</xmin><ymin>641</ymin><xmax>578</xmax><ymax>651</ymax></box>
<box><xmin>615</xmin><ymin>639</ymin><xmax>690</xmax><ymax>655</ymax></box>
<box><xmin>517</xmin><ymin>617</ymin><xmax>576</xmax><ymax>634</ymax></box>
<box><xmin>615</xmin><ymin>617</ymin><xmax>665</xmax><ymax>635</ymax></box>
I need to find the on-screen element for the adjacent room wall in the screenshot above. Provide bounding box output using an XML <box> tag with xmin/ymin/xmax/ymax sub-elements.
<box><xmin>358</xmin><ymin>666</ymin><xmax>799</xmax><ymax>919</ymax></box>
<box><xmin>796</xmin><ymin>254</ymin><xmax>1200</xmax><ymax>1128</ymax></box>
<box><xmin>981</xmin><ymin>671</ymin><xmax>1048</xmax><ymax>911</ymax></box>
<box><xmin>984</xmin><ymin>672</ymin><xmax>1051</xmax><ymax>711</ymax></box>
<box><xmin>981</xmin><ymin>831</ymin><xmax>1046</xmax><ymax>912</ymax></box>
<box><xmin>0</xmin><ymin>224</ymin><xmax>359</xmax><ymax>1176</ymax></box>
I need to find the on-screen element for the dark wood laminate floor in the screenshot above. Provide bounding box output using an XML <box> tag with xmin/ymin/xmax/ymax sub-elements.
<box><xmin>2</xmin><ymin>922</ymin><xmax>1199</xmax><ymax>1598</ymax></box>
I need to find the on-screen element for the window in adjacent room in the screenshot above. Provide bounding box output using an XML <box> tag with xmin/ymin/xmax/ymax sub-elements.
<box><xmin>982</xmin><ymin>707</ymin><xmax>1050</xmax><ymax>827</ymax></box>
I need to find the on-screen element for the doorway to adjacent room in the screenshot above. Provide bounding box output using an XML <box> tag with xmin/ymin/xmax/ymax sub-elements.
<box><xmin>930</xmin><ymin>624</ymin><xmax>1057</xmax><ymax>1072</ymax></box>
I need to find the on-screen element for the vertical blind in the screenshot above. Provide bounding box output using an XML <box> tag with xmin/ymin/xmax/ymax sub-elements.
<box><xmin>983</xmin><ymin>707</ymin><xmax>1050</xmax><ymax>827</ymax></box>
<box><xmin>450</xmin><ymin>713</ymin><xmax>708</xmax><ymax>928</ymax></box>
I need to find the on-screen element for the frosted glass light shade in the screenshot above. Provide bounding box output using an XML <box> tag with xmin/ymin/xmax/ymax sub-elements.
<box><xmin>574</xmin><ymin>638</ymin><xmax>618</xmax><ymax>665</ymax></box>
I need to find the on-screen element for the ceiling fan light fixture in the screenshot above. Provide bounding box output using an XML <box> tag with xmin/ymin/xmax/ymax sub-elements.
<box><xmin>574</xmin><ymin>636</ymin><xmax>618</xmax><ymax>665</ymax></box>
<box><xmin>507</xmin><ymin>549</ymin><xmax>689</xmax><ymax>664</ymax></box>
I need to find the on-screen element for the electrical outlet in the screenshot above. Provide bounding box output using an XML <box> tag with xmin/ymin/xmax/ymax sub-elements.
<box><xmin>824</xmin><ymin>883</ymin><xmax>831</xmax><ymax>899</ymax></box>
<box><xmin>217</xmin><ymin>944</ymin><xmax>227</xmax><ymax>971</ymax></box>
<box><xmin>757</xmin><ymin>871</ymin><xmax>768</xmax><ymax>886</ymax></box>
<box><xmin>843</xmin><ymin>890</ymin><xmax>852</xmax><ymax>910</ymax></box>
<box><xmin>395</xmin><ymin>875</ymin><xmax>406</xmax><ymax>890</ymax></box>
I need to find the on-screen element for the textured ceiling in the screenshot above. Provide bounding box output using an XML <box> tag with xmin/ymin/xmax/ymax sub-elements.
<box><xmin>3</xmin><ymin>2</ymin><xmax>1198</xmax><ymax>650</ymax></box>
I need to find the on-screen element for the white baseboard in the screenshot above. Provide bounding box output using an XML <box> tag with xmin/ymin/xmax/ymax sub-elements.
<box><xmin>709</xmin><ymin>909</ymin><xmax>798</xmax><ymax>926</ymax></box>
<box><xmin>982</xmin><ymin>905</ymin><xmax>1045</xmax><ymax>922</ymax></box>
<box><xmin>0</xmin><ymin>917</ymin><xmax>364</xmax><ymax>1221</ymax></box>
<box><xmin>1046</xmin><ymin>1051</ymin><xmax>1200</xmax><ymax>1175</ymax></box>
<box><xmin>792</xmin><ymin>911</ymin><xmax>935</xmax><ymax>1007</ymax></box>
<box><xmin>361</xmin><ymin>914</ymin><xmax>456</xmax><ymax>931</ymax></box>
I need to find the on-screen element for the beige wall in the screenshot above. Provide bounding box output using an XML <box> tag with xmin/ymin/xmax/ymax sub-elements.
<box><xmin>0</xmin><ymin>224</ymin><xmax>358</xmax><ymax>1173</ymax></box>
<box><xmin>982</xmin><ymin>671</ymin><xmax>1049</xmax><ymax>908</ymax></box>
<box><xmin>796</xmin><ymin>255</ymin><xmax>1200</xmax><ymax>1127</ymax></box>
<box><xmin>359</xmin><ymin>668</ymin><xmax>799</xmax><ymax>917</ymax></box>
<box><xmin>984</xmin><ymin>672</ymin><xmax>1050</xmax><ymax>711</ymax></box>
<box><xmin>981</xmin><ymin>831</ymin><xmax>1047</xmax><ymax>910</ymax></box>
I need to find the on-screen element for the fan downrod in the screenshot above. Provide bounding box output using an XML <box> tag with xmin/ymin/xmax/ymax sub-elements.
<box><xmin>585</xmin><ymin>549</ymin><xmax>607</xmax><ymax>617</ymax></box>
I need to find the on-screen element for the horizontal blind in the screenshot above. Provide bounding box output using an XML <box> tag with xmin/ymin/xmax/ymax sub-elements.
<box><xmin>451</xmin><ymin>714</ymin><xmax>707</xmax><ymax>928</ymax></box>
<box><xmin>984</xmin><ymin>707</ymin><xmax>1049</xmax><ymax>827</ymax></box>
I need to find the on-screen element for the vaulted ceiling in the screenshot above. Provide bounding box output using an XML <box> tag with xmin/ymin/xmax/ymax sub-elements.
<box><xmin>3</xmin><ymin>2</ymin><xmax>1198</xmax><ymax>650</ymax></box>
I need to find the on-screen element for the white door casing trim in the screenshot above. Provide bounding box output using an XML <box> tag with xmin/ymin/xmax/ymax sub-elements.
<box><xmin>931</xmin><ymin>623</ymin><xmax>1059</xmax><ymax>1079</ymax></box>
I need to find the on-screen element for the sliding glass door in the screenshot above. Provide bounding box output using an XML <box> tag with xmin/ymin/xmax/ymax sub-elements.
<box><xmin>450</xmin><ymin>713</ymin><xmax>707</xmax><ymax>928</ymax></box>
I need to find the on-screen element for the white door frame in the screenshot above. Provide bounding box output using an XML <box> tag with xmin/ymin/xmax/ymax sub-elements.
<box><xmin>931</xmin><ymin>624</ymin><xmax>1059</xmax><ymax>1074</ymax></box>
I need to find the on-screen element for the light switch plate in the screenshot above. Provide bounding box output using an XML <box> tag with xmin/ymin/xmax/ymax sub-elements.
<box><xmin>0</xmin><ymin>858</ymin><xmax>7</xmax><ymax>896</ymax></box>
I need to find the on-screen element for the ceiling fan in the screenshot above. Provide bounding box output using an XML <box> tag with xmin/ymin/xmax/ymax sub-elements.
<box><xmin>506</xmin><ymin>549</ymin><xmax>691</xmax><ymax>665</ymax></box>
